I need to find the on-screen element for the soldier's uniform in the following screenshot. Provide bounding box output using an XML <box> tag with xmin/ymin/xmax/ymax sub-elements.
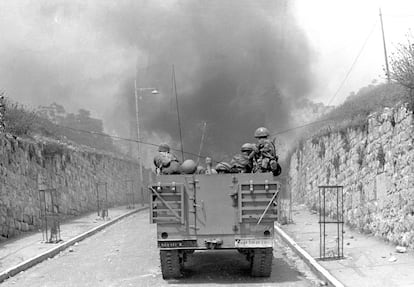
<box><xmin>253</xmin><ymin>127</ymin><xmax>281</xmax><ymax>176</ymax></box>
<box><xmin>230</xmin><ymin>143</ymin><xmax>255</xmax><ymax>173</ymax></box>
<box><xmin>215</xmin><ymin>162</ymin><xmax>232</xmax><ymax>174</ymax></box>
<box><xmin>205</xmin><ymin>157</ymin><xmax>217</xmax><ymax>175</ymax></box>
<box><xmin>153</xmin><ymin>144</ymin><xmax>181</xmax><ymax>175</ymax></box>
<box><xmin>255</xmin><ymin>139</ymin><xmax>278</xmax><ymax>172</ymax></box>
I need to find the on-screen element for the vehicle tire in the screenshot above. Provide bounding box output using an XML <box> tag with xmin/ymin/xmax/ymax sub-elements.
<box><xmin>160</xmin><ymin>250</ymin><xmax>182</xmax><ymax>279</ymax></box>
<box><xmin>250</xmin><ymin>248</ymin><xmax>273</xmax><ymax>277</ymax></box>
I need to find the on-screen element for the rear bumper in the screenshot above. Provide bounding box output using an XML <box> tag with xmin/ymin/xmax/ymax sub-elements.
<box><xmin>158</xmin><ymin>235</ymin><xmax>274</xmax><ymax>250</ymax></box>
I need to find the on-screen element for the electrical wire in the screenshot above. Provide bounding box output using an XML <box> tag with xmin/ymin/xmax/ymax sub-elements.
<box><xmin>37</xmin><ymin>20</ymin><xmax>382</xmax><ymax>163</ymax></box>
<box><xmin>270</xmin><ymin>117</ymin><xmax>334</xmax><ymax>137</ymax></box>
<box><xmin>56</xmin><ymin>123</ymin><xmax>211</xmax><ymax>161</ymax></box>
<box><xmin>327</xmin><ymin>20</ymin><xmax>378</xmax><ymax>106</ymax></box>
<box><xmin>267</xmin><ymin>20</ymin><xmax>379</xmax><ymax>137</ymax></box>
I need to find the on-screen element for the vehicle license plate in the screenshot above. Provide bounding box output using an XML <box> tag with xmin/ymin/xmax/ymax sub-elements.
<box><xmin>158</xmin><ymin>240</ymin><xmax>197</xmax><ymax>248</ymax></box>
<box><xmin>158</xmin><ymin>241</ymin><xmax>183</xmax><ymax>248</ymax></box>
<box><xmin>235</xmin><ymin>238</ymin><xmax>273</xmax><ymax>248</ymax></box>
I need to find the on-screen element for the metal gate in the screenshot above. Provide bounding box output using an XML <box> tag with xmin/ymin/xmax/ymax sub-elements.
<box><xmin>318</xmin><ymin>185</ymin><xmax>344</xmax><ymax>260</ymax></box>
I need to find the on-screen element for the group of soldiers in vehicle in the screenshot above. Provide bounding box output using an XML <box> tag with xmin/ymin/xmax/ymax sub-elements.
<box><xmin>153</xmin><ymin>127</ymin><xmax>281</xmax><ymax>176</ymax></box>
<box><xmin>214</xmin><ymin>127</ymin><xmax>281</xmax><ymax>176</ymax></box>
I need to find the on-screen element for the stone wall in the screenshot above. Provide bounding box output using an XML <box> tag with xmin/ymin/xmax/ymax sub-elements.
<box><xmin>289</xmin><ymin>104</ymin><xmax>414</xmax><ymax>248</ymax></box>
<box><xmin>0</xmin><ymin>135</ymin><xmax>146</xmax><ymax>239</ymax></box>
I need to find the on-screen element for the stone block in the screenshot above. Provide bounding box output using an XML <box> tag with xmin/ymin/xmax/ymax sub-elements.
<box><xmin>6</xmin><ymin>226</ymin><xmax>15</xmax><ymax>237</ymax></box>
<box><xmin>375</xmin><ymin>174</ymin><xmax>391</xmax><ymax>209</ymax></box>
<box><xmin>23</xmin><ymin>214</ymin><xmax>32</xmax><ymax>224</ymax></box>
<box><xmin>21</xmin><ymin>222</ymin><xmax>29</xmax><ymax>232</ymax></box>
<box><xmin>395</xmin><ymin>106</ymin><xmax>410</xmax><ymax>123</ymax></box>
<box><xmin>0</xmin><ymin>225</ymin><xmax>6</xmax><ymax>237</ymax></box>
<box><xmin>365</xmin><ymin>180</ymin><xmax>376</xmax><ymax>201</ymax></box>
<box><xmin>14</xmin><ymin>221</ymin><xmax>21</xmax><ymax>231</ymax></box>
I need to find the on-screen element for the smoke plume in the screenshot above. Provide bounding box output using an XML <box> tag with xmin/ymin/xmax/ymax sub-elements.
<box><xmin>0</xmin><ymin>0</ymin><xmax>315</xmax><ymax>164</ymax></box>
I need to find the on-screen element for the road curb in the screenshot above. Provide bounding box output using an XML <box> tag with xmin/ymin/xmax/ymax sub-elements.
<box><xmin>0</xmin><ymin>206</ymin><xmax>148</xmax><ymax>283</ymax></box>
<box><xmin>274</xmin><ymin>224</ymin><xmax>345</xmax><ymax>287</ymax></box>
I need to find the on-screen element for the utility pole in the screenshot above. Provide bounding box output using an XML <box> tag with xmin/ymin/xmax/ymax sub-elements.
<box><xmin>134</xmin><ymin>79</ymin><xmax>145</xmax><ymax>206</ymax></box>
<box><xmin>379</xmin><ymin>8</ymin><xmax>391</xmax><ymax>83</ymax></box>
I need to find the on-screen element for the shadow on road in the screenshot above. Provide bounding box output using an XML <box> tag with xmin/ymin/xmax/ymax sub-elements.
<box><xmin>172</xmin><ymin>249</ymin><xmax>307</xmax><ymax>285</ymax></box>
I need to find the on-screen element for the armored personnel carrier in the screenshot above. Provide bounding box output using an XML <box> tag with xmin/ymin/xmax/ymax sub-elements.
<box><xmin>149</xmin><ymin>172</ymin><xmax>280</xmax><ymax>279</ymax></box>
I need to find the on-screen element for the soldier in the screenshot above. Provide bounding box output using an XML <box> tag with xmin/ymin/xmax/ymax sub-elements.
<box><xmin>253</xmin><ymin>127</ymin><xmax>281</xmax><ymax>176</ymax></box>
<box><xmin>230</xmin><ymin>143</ymin><xmax>255</xmax><ymax>173</ymax></box>
<box><xmin>205</xmin><ymin>157</ymin><xmax>217</xmax><ymax>175</ymax></box>
<box><xmin>215</xmin><ymin>162</ymin><xmax>232</xmax><ymax>174</ymax></box>
<box><xmin>196</xmin><ymin>165</ymin><xmax>206</xmax><ymax>174</ymax></box>
<box><xmin>153</xmin><ymin>143</ymin><xmax>180</xmax><ymax>175</ymax></box>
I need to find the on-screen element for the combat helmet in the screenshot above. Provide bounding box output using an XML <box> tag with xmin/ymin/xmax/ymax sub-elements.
<box><xmin>215</xmin><ymin>162</ymin><xmax>231</xmax><ymax>172</ymax></box>
<box><xmin>180</xmin><ymin>159</ymin><xmax>197</xmax><ymax>174</ymax></box>
<box><xmin>158</xmin><ymin>143</ymin><xmax>170</xmax><ymax>152</ymax></box>
<box><xmin>241</xmin><ymin>143</ymin><xmax>254</xmax><ymax>152</ymax></box>
<box><xmin>254</xmin><ymin>127</ymin><xmax>270</xmax><ymax>138</ymax></box>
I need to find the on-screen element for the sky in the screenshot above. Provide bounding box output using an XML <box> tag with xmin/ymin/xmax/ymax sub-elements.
<box><xmin>294</xmin><ymin>0</ymin><xmax>414</xmax><ymax>105</ymax></box>
<box><xmin>1</xmin><ymin>0</ymin><xmax>414</xmax><ymax>165</ymax></box>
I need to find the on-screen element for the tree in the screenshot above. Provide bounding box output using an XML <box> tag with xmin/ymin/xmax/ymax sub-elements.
<box><xmin>389</xmin><ymin>32</ymin><xmax>414</xmax><ymax>109</ymax></box>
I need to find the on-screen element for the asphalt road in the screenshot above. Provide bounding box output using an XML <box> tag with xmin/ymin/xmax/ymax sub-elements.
<box><xmin>1</xmin><ymin>211</ymin><xmax>318</xmax><ymax>287</ymax></box>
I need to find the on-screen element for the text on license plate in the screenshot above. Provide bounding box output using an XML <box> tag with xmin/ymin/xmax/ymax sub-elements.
<box><xmin>234</xmin><ymin>238</ymin><xmax>273</xmax><ymax>248</ymax></box>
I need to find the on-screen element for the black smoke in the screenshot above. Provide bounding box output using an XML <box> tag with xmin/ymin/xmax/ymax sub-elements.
<box><xmin>0</xmin><ymin>0</ymin><xmax>315</xmax><ymax>164</ymax></box>
<box><xmin>103</xmin><ymin>0</ymin><xmax>315</xmax><ymax>162</ymax></box>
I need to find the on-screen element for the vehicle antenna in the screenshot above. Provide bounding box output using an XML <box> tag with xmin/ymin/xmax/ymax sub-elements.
<box><xmin>197</xmin><ymin>122</ymin><xmax>207</xmax><ymax>165</ymax></box>
<box><xmin>172</xmin><ymin>65</ymin><xmax>184</xmax><ymax>161</ymax></box>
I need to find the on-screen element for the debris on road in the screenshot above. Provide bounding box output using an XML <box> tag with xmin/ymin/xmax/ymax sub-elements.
<box><xmin>388</xmin><ymin>256</ymin><xmax>397</xmax><ymax>262</ymax></box>
<box><xmin>396</xmin><ymin>246</ymin><xmax>407</xmax><ymax>253</ymax></box>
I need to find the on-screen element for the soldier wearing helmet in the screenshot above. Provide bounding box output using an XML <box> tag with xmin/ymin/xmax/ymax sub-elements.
<box><xmin>253</xmin><ymin>127</ymin><xmax>281</xmax><ymax>175</ymax></box>
<box><xmin>158</xmin><ymin>143</ymin><xmax>170</xmax><ymax>153</ymax></box>
<box><xmin>153</xmin><ymin>143</ymin><xmax>181</xmax><ymax>175</ymax></box>
<box><xmin>215</xmin><ymin>162</ymin><xmax>232</xmax><ymax>174</ymax></box>
<box><xmin>230</xmin><ymin>143</ymin><xmax>255</xmax><ymax>173</ymax></box>
<box><xmin>205</xmin><ymin>157</ymin><xmax>217</xmax><ymax>175</ymax></box>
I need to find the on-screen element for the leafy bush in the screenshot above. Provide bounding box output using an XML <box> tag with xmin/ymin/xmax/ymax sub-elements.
<box><xmin>324</xmin><ymin>83</ymin><xmax>406</xmax><ymax>124</ymax></box>
<box><xmin>303</xmin><ymin>83</ymin><xmax>407</xmax><ymax>140</ymax></box>
<box><xmin>389</xmin><ymin>32</ymin><xmax>414</xmax><ymax>111</ymax></box>
<box><xmin>2</xmin><ymin>97</ymin><xmax>116</xmax><ymax>153</ymax></box>
<box><xmin>3</xmin><ymin>99</ymin><xmax>38</xmax><ymax>136</ymax></box>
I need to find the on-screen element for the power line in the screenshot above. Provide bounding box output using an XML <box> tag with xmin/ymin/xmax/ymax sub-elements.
<box><xmin>56</xmin><ymin>123</ymin><xmax>211</xmax><ymax>161</ymax></box>
<box><xmin>57</xmin><ymin>114</ymin><xmax>335</xmax><ymax>164</ymax></box>
<box><xmin>49</xmin><ymin>18</ymin><xmax>380</xmax><ymax>163</ymax></box>
<box><xmin>56</xmin><ymin>109</ymin><xmax>362</xmax><ymax>166</ymax></box>
<box><xmin>327</xmin><ymin>20</ymin><xmax>378</xmax><ymax>106</ymax></box>
<box><xmin>268</xmin><ymin>22</ymin><xmax>379</xmax><ymax>138</ymax></box>
<box><xmin>382</xmin><ymin>13</ymin><xmax>414</xmax><ymax>18</ymax></box>
<box><xmin>270</xmin><ymin>117</ymin><xmax>334</xmax><ymax>137</ymax></box>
